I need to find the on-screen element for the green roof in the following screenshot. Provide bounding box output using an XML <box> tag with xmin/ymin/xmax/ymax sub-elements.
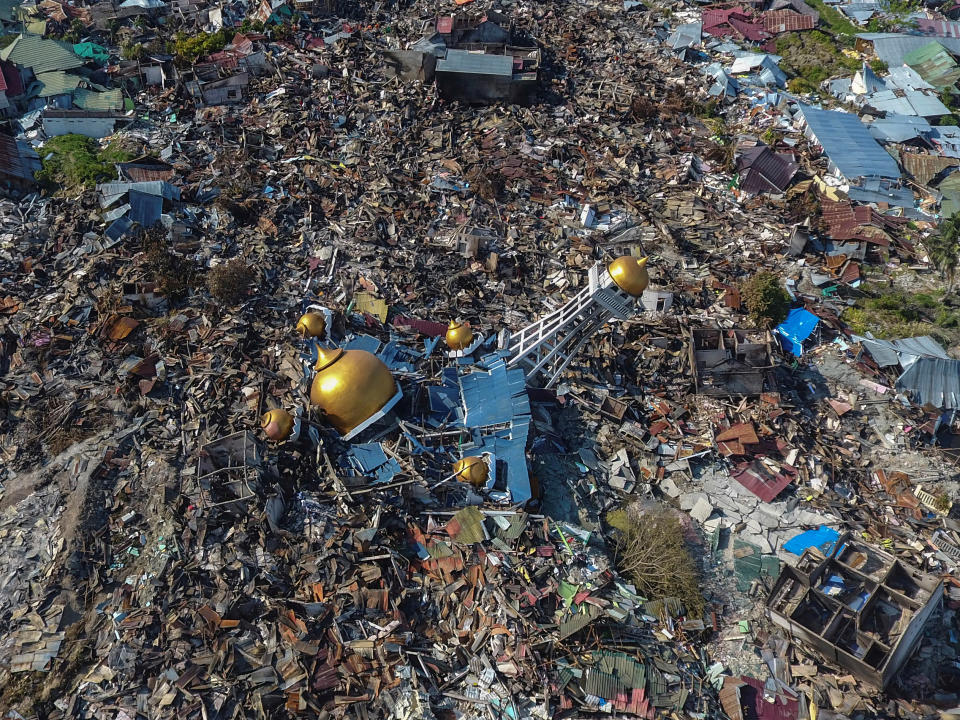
<box><xmin>33</xmin><ymin>70</ymin><xmax>80</xmax><ymax>97</ymax></box>
<box><xmin>0</xmin><ymin>33</ymin><xmax>83</xmax><ymax>74</ymax></box>
<box><xmin>903</xmin><ymin>40</ymin><xmax>960</xmax><ymax>89</ymax></box>
<box><xmin>73</xmin><ymin>42</ymin><xmax>109</xmax><ymax>64</ymax></box>
<box><xmin>940</xmin><ymin>171</ymin><xmax>960</xmax><ymax>217</ymax></box>
<box><xmin>74</xmin><ymin>87</ymin><xmax>123</xmax><ymax>110</ymax></box>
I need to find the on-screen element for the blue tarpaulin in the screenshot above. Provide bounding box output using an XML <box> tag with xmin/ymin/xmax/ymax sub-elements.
<box><xmin>783</xmin><ymin>525</ymin><xmax>839</xmax><ymax>555</ymax></box>
<box><xmin>775</xmin><ymin>308</ymin><xmax>820</xmax><ymax>356</ymax></box>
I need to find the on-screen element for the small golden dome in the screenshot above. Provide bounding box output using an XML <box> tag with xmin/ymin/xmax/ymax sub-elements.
<box><xmin>452</xmin><ymin>456</ymin><xmax>488</xmax><ymax>487</ymax></box>
<box><xmin>296</xmin><ymin>312</ymin><xmax>327</xmax><ymax>338</ymax></box>
<box><xmin>608</xmin><ymin>256</ymin><xmax>649</xmax><ymax>297</ymax></box>
<box><xmin>261</xmin><ymin>408</ymin><xmax>294</xmax><ymax>442</ymax></box>
<box><xmin>446</xmin><ymin>320</ymin><xmax>474</xmax><ymax>351</ymax></box>
<box><xmin>310</xmin><ymin>346</ymin><xmax>396</xmax><ymax>436</ymax></box>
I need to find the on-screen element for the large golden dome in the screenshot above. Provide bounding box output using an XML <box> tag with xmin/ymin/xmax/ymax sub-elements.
<box><xmin>310</xmin><ymin>347</ymin><xmax>396</xmax><ymax>436</ymax></box>
<box><xmin>445</xmin><ymin>320</ymin><xmax>474</xmax><ymax>351</ymax></box>
<box><xmin>608</xmin><ymin>256</ymin><xmax>649</xmax><ymax>297</ymax></box>
<box><xmin>452</xmin><ymin>456</ymin><xmax>488</xmax><ymax>487</ymax></box>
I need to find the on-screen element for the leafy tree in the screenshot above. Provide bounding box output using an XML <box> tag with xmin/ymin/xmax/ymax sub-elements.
<box><xmin>925</xmin><ymin>217</ymin><xmax>960</xmax><ymax>290</ymax></box>
<box><xmin>741</xmin><ymin>271</ymin><xmax>791</xmax><ymax>328</ymax></box>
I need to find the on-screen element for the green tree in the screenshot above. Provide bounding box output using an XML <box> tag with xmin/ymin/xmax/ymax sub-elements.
<box><xmin>741</xmin><ymin>271</ymin><xmax>791</xmax><ymax>328</ymax></box>
<box><xmin>36</xmin><ymin>135</ymin><xmax>133</xmax><ymax>191</ymax></box>
<box><xmin>926</xmin><ymin>217</ymin><xmax>960</xmax><ymax>290</ymax></box>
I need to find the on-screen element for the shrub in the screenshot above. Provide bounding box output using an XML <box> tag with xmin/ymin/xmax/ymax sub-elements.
<box><xmin>121</xmin><ymin>42</ymin><xmax>144</xmax><ymax>60</ymax></box>
<box><xmin>607</xmin><ymin>506</ymin><xmax>704</xmax><ymax>617</ymax></box>
<box><xmin>207</xmin><ymin>259</ymin><xmax>254</xmax><ymax>304</ymax></box>
<box><xmin>741</xmin><ymin>271</ymin><xmax>791</xmax><ymax>328</ymax></box>
<box><xmin>142</xmin><ymin>232</ymin><xmax>201</xmax><ymax>301</ymax></box>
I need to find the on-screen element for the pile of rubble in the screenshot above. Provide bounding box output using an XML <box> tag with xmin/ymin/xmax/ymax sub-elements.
<box><xmin>2</xmin><ymin>0</ymin><xmax>960</xmax><ymax>717</ymax></box>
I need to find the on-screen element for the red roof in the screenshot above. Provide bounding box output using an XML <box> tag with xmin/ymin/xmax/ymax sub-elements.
<box><xmin>0</xmin><ymin>69</ymin><xmax>6</xmax><ymax>93</ymax></box>
<box><xmin>437</xmin><ymin>15</ymin><xmax>454</xmax><ymax>33</ymax></box>
<box><xmin>703</xmin><ymin>8</ymin><xmax>770</xmax><ymax>41</ymax></box>
<box><xmin>763</xmin><ymin>9</ymin><xmax>817</xmax><ymax>32</ymax></box>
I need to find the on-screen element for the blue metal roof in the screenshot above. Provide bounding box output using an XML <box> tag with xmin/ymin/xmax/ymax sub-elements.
<box><xmin>436</xmin><ymin>49</ymin><xmax>513</xmax><ymax>77</ymax></box>
<box><xmin>896</xmin><ymin>357</ymin><xmax>960</xmax><ymax>409</ymax></box>
<box><xmin>774</xmin><ymin>307</ymin><xmax>820</xmax><ymax>356</ymax></box>
<box><xmin>799</xmin><ymin>104</ymin><xmax>901</xmax><ymax>180</ymax></box>
<box><xmin>863</xmin><ymin>34</ymin><xmax>960</xmax><ymax>66</ymax></box>
<box><xmin>866</xmin><ymin>114</ymin><xmax>931</xmax><ymax>143</ymax></box>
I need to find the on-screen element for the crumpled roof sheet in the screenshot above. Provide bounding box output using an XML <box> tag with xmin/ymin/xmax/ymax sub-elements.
<box><xmin>0</xmin><ymin>132</ymin><xmax>41</xmax><ymax>183</ymax></box>
<box><xmin>896</xmin><ymin>357</ymin><xmax>960</xmax><ymax>409</ymax></box>
<box><xmin>736</xmin><ymin>144</ymin><xmax>797</xmax><ymax>194</ymax></box>
<box><xmin>900</xmin><ymin>151</ymin><xmax>960</xmax><ymax>185</ymax></box>
<box><xmin>798</xmin><ymin>104</ymin><xmax>901</xmax><ymax>180</ymax></box>
<box><xmin>862</xmin><ymin>33</ymin><xmax>960</xmax><ymax>68</ymax></box>
<box><xmin>857</xmin><ymin>335</ymin><xmax>949</xmax><ymax>368</ymax></box>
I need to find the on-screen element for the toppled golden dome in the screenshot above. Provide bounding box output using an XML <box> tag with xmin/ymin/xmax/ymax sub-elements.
<box><xmin>296</xmin><ymin>312</ymin><xmax>327</xmax><ymax>338</ymax></box>
<box><xmin>452</xmin><ymin>456</ymin><xmax>488</xmax><ymax>487</ymax></box>
<box><xmin>445</xmin><ymin>320</ymin><xmax>474</xmax><ymax>351</ymax></box>
<box><xmin>261</xmin><ymin>408</ymin><xmax>294</xmax><ymax>442</ymax></box>
<box><xmin>608</xmin><ymin>256</ymin><xmax>649</xmax><ymax>297</ymax></box>
<box><xmin>310</xmin><ymin>347</ymin><xmax>396</xmax><ymax>436</ymax></box>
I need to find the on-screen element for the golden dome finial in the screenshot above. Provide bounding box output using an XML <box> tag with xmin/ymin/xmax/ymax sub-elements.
<box><xmin>608</xmin><ymin>256</ymin><xmax>649</xmax><ymax>297</ymax></box>
<box><xmin>314</xmin><ymin>346</ymin><xmax>345</xmax><ymax>372</ymax></box>
<box><xmin>261</xmin><ymin>408</ymin><xmax>294</xmax><ymax>442</ymax></box>
<box><xmin>310</xmin><ymin>347</ymin><xmax>397</xmax><ymax>436</ymax></box>
<box><xmin>297</xmin><ymin>312</ymin><xmax>327</xmax><ymax>338</ymax></box>
<box><xmin>445</xmin><ymin>319</ymin><xmax>474</xmax><ymax>351</ymax></box>
<box><xmin>452</xmin><ymin>456</ymin><xmax>488</xmax><ymax>487</ymax></box>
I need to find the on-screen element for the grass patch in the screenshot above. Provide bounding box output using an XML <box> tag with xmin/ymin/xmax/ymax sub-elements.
<box><xmin>804</xmin><ymin>0</ymin><xmax>859</xmax><ymax>36</ymax></box>
<box><xmin>607</xmin><ymin>506</ymin><xmax>704</xmax><ymax>617</ymax></box>
<box><xmin>36</xmin><ymin>134</ymin><xmax>133</xmax><ymax>191</ymax></box>
<box><xmin>776</xmin><ymin>31</ymin><xmax>861</xmax><ymax>89</ymax></box>
<box><xmin>843</xmin><ymin>287</ymin><xmax>960</xmax><ymax>339</ymax></box>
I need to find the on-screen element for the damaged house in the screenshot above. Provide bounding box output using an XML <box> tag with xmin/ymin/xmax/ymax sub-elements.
<box><xmin>690</xmin><ymin>327</ymin><xmax>776</xmax><ymax>397</ymax></box>
<box><xmin>383</xmin><ymin>13</ymin><xmax>539</xmax><ymax>103</ymax></box>
<box><xmin>767</xmin><ymin>533</ymin><xmax>943</xmax><ymax>689</ymax></box>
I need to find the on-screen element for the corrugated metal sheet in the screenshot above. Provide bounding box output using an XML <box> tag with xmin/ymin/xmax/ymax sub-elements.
<box><xmin>436</xmin><ymin>49</ymin><xmax>512</xmax><ymax>76</ymax></box>
<box><xmin>0</xmin><ymin>132</ymin><xmax>40</xmax><ymax>183</ymax></box>
<box><xmin>866</xmin><ymin>34</ymin><xmax>960</xmax><ymax>67</ymax></box>
<box><xmin>866</xmin><ymin>114</ymin><xmax>930</xmax><ymax>143</ymax></box>
<box><xmin>73</xmin><ymin>87</ymin><xmax>123</xmax><ymax>110</ymax></box>
<box><xmin>799</xmin><ymin>104</ymin><xmax>901</xmax><ymax>179</ymax></box>
<box><xmin>33</xmin><ymin>70</ymin><xmax>79</xmax><ymax>97</ymax></box>
<box><xmin>857</xmin><ymin>335</ymin><xmax>949</xmax><ymax>368</ymax></box>
<box><xmin>896</xmin><ymin>357</ymin><xmax>960</xmax><ymax>408</ymax></box>
<box><xmin>914</xmin><ymin>18</ymin><xmax>960</xmax><ymax>38</ymax></box>
<box><xmin>736</xmin><ymin>145</ymin><xmax>798</xmax><ymax>194</ymax></box>
<box><xmin>865</xmin><ymin>89</ymin><xmax>949</xmax><ymax>117</ymax></box>
<box><xmin>904</xmin><ymin>40</ymin><xmax>960</xmax><ymax>87</ymax></box>
<box><xmin>885</xmin><ymin>64</ymin><xmax>933</xmax><ymax>91</ymax></box>
<box><xmin>0</xmin><ymin>33</ymin><xmax>83</xmax><ymax>74</ymax></box>
<box><xmin>763</xmin><ymin>9</ymin><xmax>816</xmax><ymax>32</ymax></box>
<box><xmin>900</xmin><ymin>151</ymin><xmax>960</xmax><ymax>185</ymax></box>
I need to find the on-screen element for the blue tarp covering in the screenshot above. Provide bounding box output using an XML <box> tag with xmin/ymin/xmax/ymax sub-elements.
<box><xmin>799</xmin><ymin>104</ymin><xmax>902</xmax><ymax>180</ymax></box>
<box><xmin>783</xmin><ymin>525</ymin><xmax>839</xmax><ymax>555</ymax></box>
<box><xmin>775</xmin><ymin>307</ymin><xmax>820</xmax><ymax>356</ymax></box>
